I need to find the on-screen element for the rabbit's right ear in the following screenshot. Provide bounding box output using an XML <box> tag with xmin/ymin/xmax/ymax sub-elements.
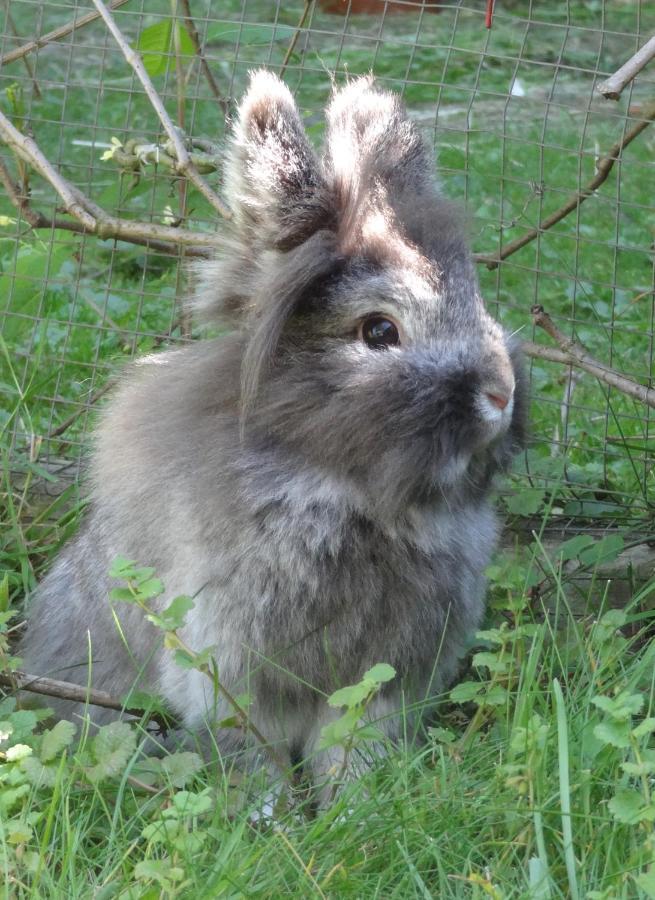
<box><xmin>225</xmin><ymin>71</ymin><xmax>332</xmax><ymax>251</ymax></box>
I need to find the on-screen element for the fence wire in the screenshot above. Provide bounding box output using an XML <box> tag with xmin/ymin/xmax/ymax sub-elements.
<box><xmin>1</xmin><ymin>0</ymin><xmax>654</xmax><ymax>532</ymax></box>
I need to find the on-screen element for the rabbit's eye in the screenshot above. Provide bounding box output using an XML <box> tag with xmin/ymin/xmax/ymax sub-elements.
<box><xmin>360</xmin><ymin>316</ymin><xmax>400</xmax><ymax>350</ymax></box>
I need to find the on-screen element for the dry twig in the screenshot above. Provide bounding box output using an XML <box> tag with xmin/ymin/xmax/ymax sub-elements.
<box><xmin>0</xmin><ymin>0</ymin><xmax>132</xmax><ymax>67</ymax></box>
<box><xmin>0</xmin><ymin>139</ymin><xmax>215</xmax><ymax>255</ymax></box>
<box><xmin>91</xmin><ymin>0</ymin><xmax>230</xmax><ymax>220</ymax></box>
<box><xmin>178</xmin><ymin>0</ymin><xmax>229</xmax><ymax>114</ymax></box>
<box><xmin>280</xmin><ymin>0</ymin><xmax>314</xmax><ymax>77</ymax></box>
<box><xmin>2</xmin><ymin>2</ymin><xmax>41</xmax><ymax>97</ymax></box>
<box><xmin>528</xmin><ymin>306</ymin><xmax>655</xmax><ymax>409</ymax></box>
<box><xmin>597</xmin><ymin>34</ymin><xmax>655</xmax><ymax>100</ymax></box>
<box><xmin>475</xmin><ymin>98</ymin><xmax>655</xmax><ymax>270</ymax></box>
<box><xmin>0</xmin><ymin>669</ymin><xmax>174</xmax><ymax>731</ymax></box>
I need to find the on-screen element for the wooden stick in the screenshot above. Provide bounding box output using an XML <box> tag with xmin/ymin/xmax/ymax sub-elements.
<box><xmin>528</xmin><ymin>306</ymin><xmax>655</xmax><ymax>409</ymax></box>
<box><xmin>91</xmin><ymin>0</ymin><xmax>231</xmax><ymax>220</ymax></box>
<box><xmin>0</xmin><ymin>0</ymin><xmax>132</xmax><ymax>67</ymax></box>
<box><xmin>597</xmin><ymin>34</ymin><xmax>655</xmax><ymax>100</ymax></box>
<box><xmin>0</xmin><ymin>147</ymin><xmax>215</xmax><ymax>255</ymax></box>
<box><xmin>475</xmin><ymin>99</ymin><xmax>655</xmax><ymax>270</ymax></box>
<box><xmin>280</xmin><ymin>0</ymin><xmax>314</xmax><ymax>77</ymax></box>
<box><xmin>178</xmin><ymin>0</ymin><xmax>229</xmax><ymax>114</ymax></box>
<box><xmin>0</xmin><ymin>670</ymin><xmax>174</xmax><ymax>730</ymax></box>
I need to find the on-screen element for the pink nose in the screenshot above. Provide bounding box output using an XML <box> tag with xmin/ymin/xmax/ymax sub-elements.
<box><xmin>486</xmin><ymin>392</ymin><xmax>510</xmax><ymax>411</ymax></box>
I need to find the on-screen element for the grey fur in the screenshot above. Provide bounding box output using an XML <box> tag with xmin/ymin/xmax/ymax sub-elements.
<box><xmin>22</xmin><ymin>72</ymin><xmax>527</xmax><ymax>784</ymax></box>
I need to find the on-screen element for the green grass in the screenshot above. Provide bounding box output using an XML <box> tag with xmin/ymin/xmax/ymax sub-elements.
<box><xmin>2</xmin><ymin>1</ymin><xmax>655</xmax><ymax>895</ymax></box>
<box><xmin>1</xmin><ymin>0</ymin><xmax>654</xmax><ymax>540</ymax></box>
<box><xmin>2</xmin><ymin>539</ymin><xmax>655</xmax><ymax>897</ymax></box>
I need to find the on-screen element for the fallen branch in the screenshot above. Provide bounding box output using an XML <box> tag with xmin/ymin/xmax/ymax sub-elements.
<box><xmin>178</xmin><ymin>0</ymin><xmax>229</xmax><ymax>114</ymax></box>
<box><xmin>529</xmin><ymin>305</ymin><xmax>655</xmax><ymax>409</ymax></box>
<box><xmin>475</xmin><ymin>98</ymin><xmax>655</xmax><ymax>270</ymax></box>
<box><xmin>0</xmin><ymin>669</ymin><xmax>175</xmax><ymax>731</ymax></box>
<box><xmin>597</xmin><ymin>34</ymin><xmax>655</xmax><ymax>100</ymax></box>
<box><xmin>0</xmin><ymin>0</ymin><xmax>132</xmax><ymax>68</ymax></box>
<box><xmin>91</xmin><ymin>0</ymin><xmax>231</xmax><ymax>220</ymax></box>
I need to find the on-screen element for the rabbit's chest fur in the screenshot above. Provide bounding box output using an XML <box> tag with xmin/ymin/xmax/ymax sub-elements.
<box><xmin>161</xmin><ymin>461</ymin><xmax>497</xmax><ymax>711</ymax></box>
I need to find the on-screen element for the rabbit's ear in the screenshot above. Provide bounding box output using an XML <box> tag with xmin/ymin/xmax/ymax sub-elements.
<box><xmin>225</xmin><ymin>70</ymin><xmax>332</xmax><ymax>250</ymax></box>
<box><xmin>323</xmin><ymin>78</ymin><xmax>436</xmax><ymax>258</ymax></box>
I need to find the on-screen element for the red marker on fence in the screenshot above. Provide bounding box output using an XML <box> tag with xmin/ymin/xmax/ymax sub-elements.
<box><xmin>486</xmin><ymin>0</ymin><xmax>494</xmax><ymax>29</ymax></box>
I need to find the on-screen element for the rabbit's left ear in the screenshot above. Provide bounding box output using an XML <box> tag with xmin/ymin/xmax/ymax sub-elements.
<box><xmin>225</xmin><ymin>70</ymin><xmax>332</xmax><ymax>250</ymax></box>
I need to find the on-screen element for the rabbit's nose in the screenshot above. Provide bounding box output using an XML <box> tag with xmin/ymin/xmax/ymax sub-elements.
<box><xmin>486</xmin><ymin>391</ymin><xmax>510</xmax><ymax>411</ymax></box>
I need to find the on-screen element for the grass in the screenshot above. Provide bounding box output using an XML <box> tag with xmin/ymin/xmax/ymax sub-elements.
<box><xmin>1</xmin><ymin>0</ymin><xmax>655</xmax><ymax>896</ymax></box>
<box><xmin>2</xmin><ymin>539</ymin><xmax>655</xmax><ymax>897</ymax></box>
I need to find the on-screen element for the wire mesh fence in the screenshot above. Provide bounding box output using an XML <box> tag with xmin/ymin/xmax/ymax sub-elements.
<box><xmin>1</xmin><ymin>0</ymin><xmax>654</xmax><ymax>538</ymax></box>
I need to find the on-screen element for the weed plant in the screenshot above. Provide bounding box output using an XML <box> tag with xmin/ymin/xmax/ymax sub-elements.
<box><xmin>2</xmin><ymin>539</ymin><xmax>655</xmax><ymax>896</ymax></box>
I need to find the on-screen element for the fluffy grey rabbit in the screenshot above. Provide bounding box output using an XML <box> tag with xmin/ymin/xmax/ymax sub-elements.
<box><xmin>23</xmin><ymin>71</ymin><xmax>526</xmax><ymax>784</ymax></box>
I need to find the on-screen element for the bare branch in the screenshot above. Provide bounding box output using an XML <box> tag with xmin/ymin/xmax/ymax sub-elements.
<box><xmin>48</xmin><ymin>380</ymin><xmax>115</xmax><ymax>440</ymax></box>
<box><xmin>597</xmin><ymin>34</ymin><xmax>655</xmax><ymax>100</ymax></box>
<box><xmin>528</xmin><ymin>306</ymin><xmax>655</xmax><ymax>409</ymax></box>
<box><xmin>3</xmin><ymin>2</ymin><xmax>41</xmax><ymax>97</ymax></box>
<box><xmin>0</xmin><ymin>669</ymin><xmax>175</xmax><ymax>731</ymax></box>
<box><xmin>0</xmin><ymin>131</ymin><xmax>216</xmax><ymax>255</ymax></box>
<box><xmin>178</xmin><ymin>0</ymin><xmax>229</xmax><ymax>114</ymax></box>
<box><xmin>0</xmin><ymin>112</ymin><xmax>96</xmax><ymax>229</ymax></box>
<box><xmin>0</xmin><ymin>0</ymin><xmax>132</xmax><ymax>68</ymax></box>
<box><xmin>475</xmin><ymin>98</ymin><xmax>655</xmax><ymax>270</ymax></box>
<box><xmin>91</xmin><ymin>0</ymin><xmax>231</xmax><ymax>220</ymax></box>
<box><xmin>280</xmin><ymin>0</ymin><xmax>314</xmax><ymax>78</ymax></box>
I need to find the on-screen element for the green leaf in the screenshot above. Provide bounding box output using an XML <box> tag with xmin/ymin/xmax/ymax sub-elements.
<box><xmin>134</xmin><ymin>858</ymin><xmax>184</xmax><ymax>886</ymax></box>
<box><xmin>39</xmin><ymin>720</ymin><xmax>76</xmax><ymax>762</ymax></box>
<box><xmin>205</xmin><ymin>22</ymin><xmax>296</xmax><ymax>46</ymax></box>
<box><xmin>505</xmin><ymin>488</ymin><xmax>545</xmax><ymax>516</ymax></box>
<box><xmin>593</xmin><ymin>719</ymin><xmax>631</xmax><ymax>749</ymax></box>
<box><xmin>109</xmin><ymin>557</ymin><xmax>137</xmax><ymax>578</ymax></box>
<box><xmin>556</xmin><ymin>534</ymin><xmax>596</xmax><ymax>562</ymax></box>
<box><xmin>19</xmin><ymin>756</ymin><xmax>59</xmax><ymax>788</ymax></box>
<box><xmin>621</xmin><ymin>760</ymin><xmax>655</xmax><ymax>776</ymax></box>
<box><xmin>171</xmin><ymin>787</ymin><xmax>213</xmax><ymax>817</ymax></box>
<box><xmin>633</xmin><ymin>718</ymin><xmax>655</xmax><ymax>739</ymax></box>
<box><xmin>472</xmin><ymin>651</ymin><xmax>509</xmax><ymax>673</ymax></box>
<box><xmin>635</xmin><ymin>870</ymin><xmax>655</xmax><ymax>899</ymax></box>
<box><xmin>428</xmin><ymin>726</ymin><xmax>456</xmax><ymax>744</ymax></box>
<box><xmin>578</xmin><ymin>534</ymin><xmax>624</xmax><ymax>567</ymax></box>
<box><xmin>608</xmin><ymin>788</ymin><xmax>655</xmax><ymax>824</ymax></box>
<box><xmin>86</xmin><ymin>721</ymin><xmax>136</xmax><ymax>782</ymax></box>
<box><xmin>109</xmin><ymin>587</ymin><xmax>135</xmax><ymax>603</ymax></box>
<box><xmin>484</xmin><ymin>685</ymin><xmax>509</xmax><ymax>706</ymax></box>
<box><xmin>592</xmin><ymin>692</ymin><xmax>643</xmax><ymax>721</ymax></box>
<box><xmin>136</xmin><ymin>578</ymin><xmax>164</xmax><ymax>600</ymax></box>
<box><xmin>318</xmin><ymin>706</ymin><xmax>364</xmax><ymax>749</ymax></box>
<box><xmin>161</xmin><ymin>752</ymin><xmax>203</xmax><ymax>788</ymax></box>
<box><xmin>142</xmin><ymin>818</ymin><xmax>180</xmax><ymax>843</ymax></box>
<box><xmin>363</xmin><ymin>663</ymin><xmax>396</xmax><ymax>684</ymax></box>
<box><xmin>135</xmin><ymin>21</ymin><xmax>194</xmax><ymax>77</ymax></box>
<box><xmin>159</xmin><ymin>594</ymin><xmax>194</xmax><ymax>630</ymax></box>
<box><xmin>173</xmin><ymin>649</ymin><xmax>197</xmax><ymax>669</ymax></box>
<box><xmin>450</xmin><ymin>681</ymin><xmax>484</xmax><ymax>703</ymax></box>
<box><xmin>328</xmin><ymin>682</ymin><xmax>373</xmax><ymax>709</ymax></box>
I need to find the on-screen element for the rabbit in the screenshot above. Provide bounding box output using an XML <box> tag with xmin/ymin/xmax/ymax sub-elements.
<box><xmin>21</xmin><ymin>71</ymin><xmax>527</xmax><ymax>789</ymax></box>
